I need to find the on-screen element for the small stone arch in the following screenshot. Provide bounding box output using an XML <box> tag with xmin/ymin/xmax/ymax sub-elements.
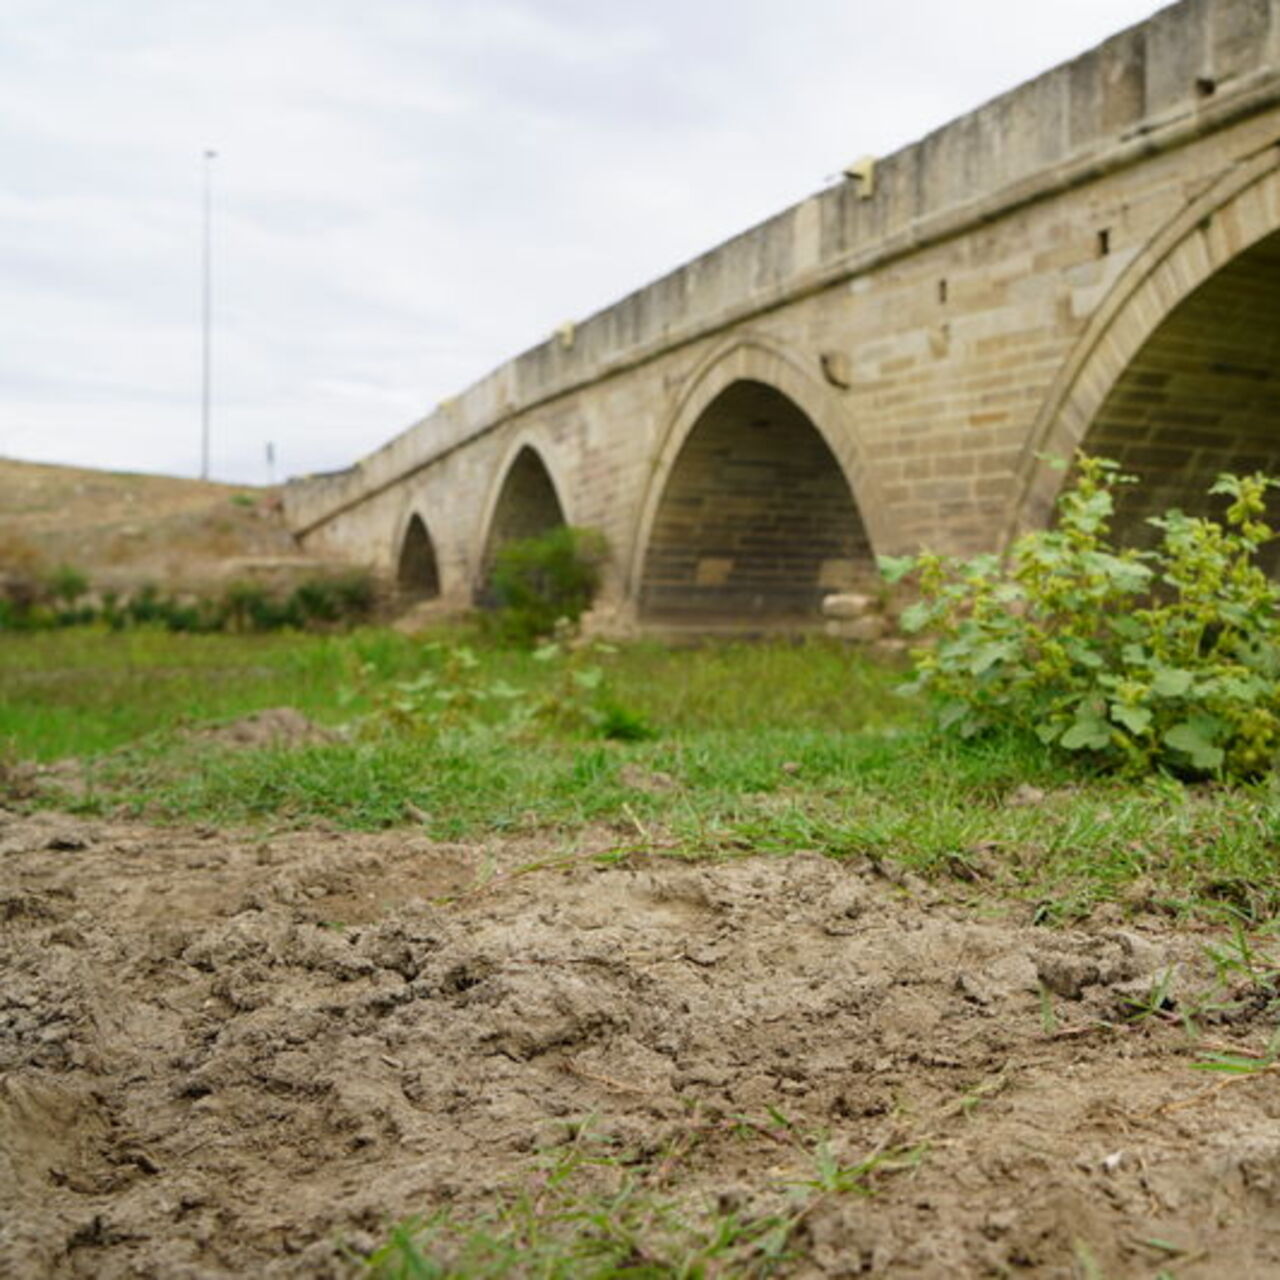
<box><xmin>1010</xmin><ymin>149</ymin><xmax>1280</xmax><ymax>546</ymax></box>
<box><xmin>476</xmin><ymin>441</ymin><xmax>569</xmax><ymax>601</ymax></box>
<box><xmin>631</xmin><ymin>337</ymin><xmax>880</xmax><ymax>624</ymax></box>
<box><xmin>395</xmin><ymin>512</ymin><xmax>441</xmax><ymax>601</ymax></box>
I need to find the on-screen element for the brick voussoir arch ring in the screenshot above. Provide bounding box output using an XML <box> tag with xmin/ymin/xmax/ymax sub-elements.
<box><xmin>1008</xmin><ymin>145</ymin><xmax>1280</xmax><ymax>545</ymax></box>
<box><xmin>625</xmin><ymin>333</ymin><xmax>886</xmax><ymax>597</ymax></box>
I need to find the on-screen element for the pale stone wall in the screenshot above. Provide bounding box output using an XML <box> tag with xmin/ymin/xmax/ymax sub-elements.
<box><xmin>285</xmin><ymin>0</ymin><xmax>1280</xmax><ymax>624</ymax></box>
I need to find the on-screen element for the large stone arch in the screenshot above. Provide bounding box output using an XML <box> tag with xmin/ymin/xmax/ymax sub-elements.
<box><xmin>630</xmin><ymin>336</ymin><xmax>881</xmax><ymax>624</ymax></box>
<box><xmin>475</xmin><ymin>437</ymin><xmax>570</xmax><ymax>601</ymax></box>
<box><xmin>394</xmin><ymin>511</ymin><xmax>441</xmax><ymax>601</ymax></box>
<box><xmin>1011</xmin><ymin>148</ymin><xmax>1280</xmax><ymax>545</ymax></box>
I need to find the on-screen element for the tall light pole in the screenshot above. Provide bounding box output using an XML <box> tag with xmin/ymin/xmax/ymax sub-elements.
<box><xmin>200</xmin><ymin>148</ymin><xmax>217</xmax><ymax>480</ymax></box>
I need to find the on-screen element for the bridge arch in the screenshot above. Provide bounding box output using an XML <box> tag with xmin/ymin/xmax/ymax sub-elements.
<box><xmin>475</xmin><ymin>437</ymin><xmax>570</xmax><ymax>600</ymax></box>
<box><xmin>1011</xmin><ymin>150</ymin><xmax>1280</xmax><ymax>548</ymax></box>
<box><xmin>630</xmin><ymin>336</ymin><xmax>882</xmax><ymax>624</ymax></box>
<box><xmin>395</xmin><ymin>511</ymin><xmax>441</xmax><ymax>600</ymax></box>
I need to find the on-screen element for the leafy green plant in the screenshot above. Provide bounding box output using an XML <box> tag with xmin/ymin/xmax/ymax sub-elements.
<box><xmin>884</xmin><ymin>455</ymin><xmax>1280</xmax><ymax>778</ymax></box>
<box><xmin>0</xmin><ymin>594</ymin><xmax>37</xmax><ymax>631</ymax></box>
<box><xmin>486</xmin><ymin>526</ymin><xmax>607</xmax><ymax>644</ymax></box>
<box><xmin>289</xmin><ymin>571</ymin><xmax>378</xmax><ymax>627</ymax></box>
<box><xmin>528</xmin><ymin>628</ymin><xmax>655</xmax><ymax>741</ymax></box>
<box><xmin>0</xmin><ymin>562</ymin><xmax>74</xmax><ymax>630</ymax></box>
<box><xmin>12</xmin><ymin>626</ymin><xmax>1280</xmax><ymax>921</ymax></box>
<box><xmin>352</xmin><ymin>629</ymin><xmax>652</xmax><ymax>743</ymax></box>
<box><xmin>0</xmin><ymin>564</ymin><xmax>380</xmax><ymax>635</ymax></box>
<box><xmin>45</xmin><ymin>563</ymin><xmax>89</xmax><ymax>605</ymax></box>
<box><xmin>354</xmin><ymin>641</ymin><xmax>524</xmax><ymax>737</ymax></box>
<box><xmin>126</xmin><ymin>583</ymin><xmax>171</xmax><ymax>627</ymax></box>
<box><xmin>220</xmin><ymin>580</ymin><xmax>282</xmax><ymax>631</ymax></box>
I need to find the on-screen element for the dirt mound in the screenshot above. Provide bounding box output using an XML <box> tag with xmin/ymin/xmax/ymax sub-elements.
<box><xmin>194</xmin><ymin>707</ymin><xmax>339</xmax><ymax>750</ymax></box>
<box><xmin>2</xmin><ymin>809</ymin><xmax>1279</xmax><ymax>1276</ymax></box>
<box><xmin>8</xmin><ymin>711</ymin><xmax>338</xmax><ymax>808</ymax></box>
<box><xmin>1</xmin><ymin>456</ymin><xmax>266</xmax><ymax>531</ymax></box>
<box><xmin>0</xmin><ymin>456</ymin><xmax>323</xmax><ymax>593</ymax></box>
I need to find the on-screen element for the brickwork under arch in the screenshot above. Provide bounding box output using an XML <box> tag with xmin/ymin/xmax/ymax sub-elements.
<box><xmin>1086</xmin><ymin>228</ymin><xmax>1280</xmax><ymax>553</ymax></box>
<box><xmin>1012</xmin><ymin>154</ymin><xmax>1280</xmax><ymax>543</ymax></box>
<box><xmin>638</xmin><ymin>378</ymin><xmax>873</xmax><ymax>622</ymax></box>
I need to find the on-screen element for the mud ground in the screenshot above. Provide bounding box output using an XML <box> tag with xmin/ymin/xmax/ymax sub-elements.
<box><xmin>3</xmin><ymin>804</ymin><xmax>1280</xmax><ymax>1278</ymax></box>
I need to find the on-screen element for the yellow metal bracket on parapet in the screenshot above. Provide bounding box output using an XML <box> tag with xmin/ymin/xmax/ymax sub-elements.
<box><xmin>842</xmin><ymin>155</ymin><xmax>876</xmax><ymax>199</ymax></box>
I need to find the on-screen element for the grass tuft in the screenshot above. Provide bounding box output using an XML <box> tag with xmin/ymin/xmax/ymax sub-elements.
<box><xmin>3</xmin><ymin>627</ymin><xmax>1279</xmax><ymax>921</ymax></box>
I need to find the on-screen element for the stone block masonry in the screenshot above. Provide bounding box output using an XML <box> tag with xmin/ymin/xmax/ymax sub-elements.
<box><xmin>286</xmin><ymin>0</ymin><xmax>1280</xmax><ymax>630</ymax></box>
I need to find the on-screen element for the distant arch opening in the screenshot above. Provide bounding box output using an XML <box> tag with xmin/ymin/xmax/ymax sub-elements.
<box><xmin>639</xmin><ymin>379</ymin><xmax>873</xmax><ymax>623</ymax></box>
<box><xmin>478</xmin><ymin>445</ymin><xmax>567</xmax><ymax>599</ymax></box>
<box><xmin>396</xmin><ymin>514</ymin><xmax>440</xmax><ymax>601</ymax></box>
<box><xmin>1079</xmin><ymin>228</ymin><xmax>1280</xmax><ymax>565</ymax></box>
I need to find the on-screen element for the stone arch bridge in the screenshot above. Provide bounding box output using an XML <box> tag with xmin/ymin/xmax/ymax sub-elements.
<box><xmin>285</xmin><ymin>0</ymin><xmax>1280</xmax><ymax>631</ymax></box>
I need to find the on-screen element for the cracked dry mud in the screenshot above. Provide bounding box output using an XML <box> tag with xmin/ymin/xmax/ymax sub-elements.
<box><xmin>3</xmin><ymin>807</ymin><xmax>1280</xmax><ymax>1277</ymax></box>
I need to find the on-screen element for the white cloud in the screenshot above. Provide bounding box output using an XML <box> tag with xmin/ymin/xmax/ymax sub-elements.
<box><xmin>0</xmin><ymin>0</ymin><xmax>1164</xmax><ymax>482</ymax></box>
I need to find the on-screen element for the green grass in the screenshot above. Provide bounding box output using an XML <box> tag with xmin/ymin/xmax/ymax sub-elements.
<box><xmin>5</xmin><ymin>623</ymin><xmax>1279</xmax><ymax>1274</ymax></box>
<box><xmin>0</xmin><ymin>628</ymin><xmax>372</xmax><ymax>758</ymax></box>
<box><xmin>3</xmin><ymin>625</ymin><xmax>1279</xmax><ymax>921</ymax></box>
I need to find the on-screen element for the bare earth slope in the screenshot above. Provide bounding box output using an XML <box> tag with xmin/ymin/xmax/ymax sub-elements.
<box><xmin>2</xmin><ymin>806</ymin><xmax>1279</xmax><ymax>1277</ymax></box>
<box><xmin>0</xmin><ymin>457</ymin><xmax>311</xmax><ymax>592</ymax></box>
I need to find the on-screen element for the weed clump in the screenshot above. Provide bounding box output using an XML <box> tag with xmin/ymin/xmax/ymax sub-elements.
<box><xmin>351</xmin><ymin>626</ymin><xmax>654</xmax><ymax>743</ymax></box>
<box><xmin>485</xmin><ymin>526</ymin><xmax>607</xmax><ymax>645</ymax></box>
<box><xmin>0</xmin><ymin>565</ymin><xmax>380</xmax><ymax>634</ymax></box>
<box><xmin>885</xmin><ymin>455</ymin><xmax>1280</xmax><ymax>779</ymax></box>
<box><xmin>1</xmin><ymin>561</ymin><xmax>92</xmax><ymax>629</ymax></box>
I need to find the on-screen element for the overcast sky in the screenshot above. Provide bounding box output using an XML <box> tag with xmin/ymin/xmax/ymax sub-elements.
<box><xmin>1</xmin><ymin>0</ymin><xmax>1166</xmax><ymax>485</ymax></box>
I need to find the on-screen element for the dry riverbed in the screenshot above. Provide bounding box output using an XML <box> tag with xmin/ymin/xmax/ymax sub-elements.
<box><xmin>3</xmin><ymin>806</ymin><xmax>1280</xmax><ymax>1277</ymax></box>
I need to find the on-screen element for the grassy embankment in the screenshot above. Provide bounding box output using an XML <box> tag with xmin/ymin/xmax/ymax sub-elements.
<box><xmin>2</xmin><ymin>625</ymin><xmax>1279</xmax><ymax>924</ymax></box>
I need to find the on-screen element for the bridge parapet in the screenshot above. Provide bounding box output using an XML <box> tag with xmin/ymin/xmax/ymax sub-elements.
<box><xmin>286</xmin><ymin>0</ymin><xmax>1280</xmax><ymax>626</ymax></box>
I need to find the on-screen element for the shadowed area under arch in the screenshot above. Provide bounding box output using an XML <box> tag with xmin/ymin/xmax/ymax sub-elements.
<box><xmin>396</xmin><ymin>513</ymin><xmax>440</xmax><ymax>600</ymax></box>
<box><xmin>477</xmin><ymin>445</ymin><xmax>566</xmax><ymax>601</ymax></box>
<box><xmin>639</xmin><ymin>379</ymin><xmax>873</xmax><ymax>623</ymax></box>
<box><xmin>1080</xmin><ymin>228</ymin><xmax>1280</xmax><ymax>559</ymax></box>
<box><xmin>485</xmin><ymin>446</ymin><xmax>565</xmax><ymax>548</ymax></box>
